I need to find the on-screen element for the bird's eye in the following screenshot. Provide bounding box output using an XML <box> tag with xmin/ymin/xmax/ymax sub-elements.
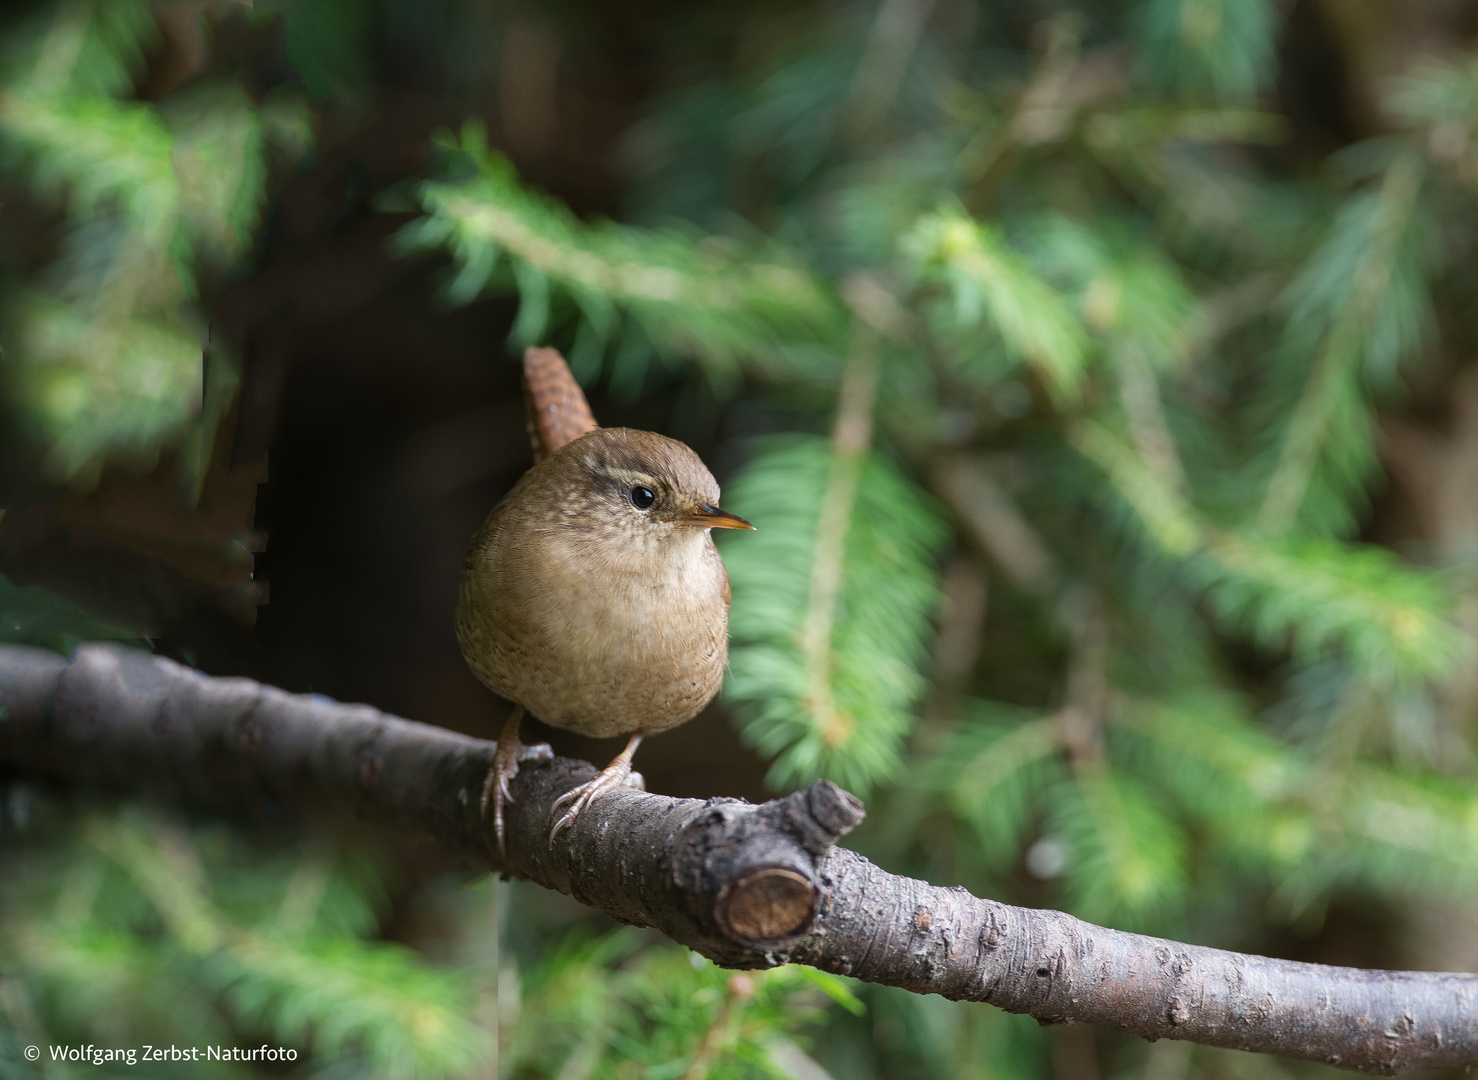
<box><xmin>630</xmin><ymin>486</ymin><xmax>655</xmax><ymax>510</ymax></box>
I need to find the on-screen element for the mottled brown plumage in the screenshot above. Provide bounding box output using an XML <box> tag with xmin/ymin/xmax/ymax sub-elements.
<box><xmin>458</xmin><ymin>349</ymin><xmax>752</xmax><ymax>849</ymax></box>
<box><xmin>521</xmin><ymin>346</ymin><xmax>598</xmax><ymax>462</ymax></box>
<box><xmin>457</xmin><ymin>428</ymin><xmax>734</xmax><ymax>737</ymax></box>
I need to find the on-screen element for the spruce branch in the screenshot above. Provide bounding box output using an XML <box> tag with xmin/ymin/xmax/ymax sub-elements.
<box><xmin>722</xmin><ymin>282</ymin><xmax>946</xmax><ymax>792</ymax></box>
<box><xmin>904</xmin><ymin>207</ymin><xmax>1088</xmax><ymax>401</ymax></box>
<box><xmin>1070</xmin><ymin>419</ymin><xmax>1463</xmax><ymax>681</ymax></box>
<box><xmin>392</xmin><ymin>124</ymin><xmax>840</xmax><ymax>377</ymax></box>
<box><xmin>1257</xmin><ymin>152</ymin><xmax>1429</xmax><ymax>535</ymax></box>
<box><xmin>2</xmin><ymin>644</ymin><xmax>1475</xmax><ymax>1075</ymax></box>
<box><xmin>724</xmin><ymin>437</ymin><xmax>945</xmax><ymax>790</ymax></box>
<box><xmin>796</xmin><ymin>315</ymin><xmax>881</xmax><ymax>761</ymax></box>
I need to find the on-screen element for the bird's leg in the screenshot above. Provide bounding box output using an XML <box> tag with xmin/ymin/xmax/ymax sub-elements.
<box><xmin>480</xmin><ymin>705</ymin><xmax>552</xmax><ymax>856</ymax></box>
<box><xmin>549</xmin><ymin>732</ymin><xmax>646</xmax><ymax>843</ymax></box>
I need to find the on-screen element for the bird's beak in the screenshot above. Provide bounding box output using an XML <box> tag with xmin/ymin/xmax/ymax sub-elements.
<box><xmin>689</xmin><ymin>503</ymin><xmax>755</xmax><ymax>530</ymax></box>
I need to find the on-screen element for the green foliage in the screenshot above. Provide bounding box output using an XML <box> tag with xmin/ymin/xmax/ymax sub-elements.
<box><xmin>904</xmin><ymin>208</ymin><xmax>1088</xmax><ymax>401</ymax></box>
<box><xmin>1049</xmin><ymin>766</ymin><xmax>1189</xmax><ymax>928</ymax></box>
<box><xmin>0</xmin><ymin>0</ymin><xmax>157</xmax><ymax>100</ymax></box>
<box><xmin>1195</xmin><ymin>536</ymin><xmax>1461</xmax><ymax>683</ymax></box>
<box><xmin>930</xmin><ymin>707</ymin><xmax>1063</xmax><ymax>873</ymax></box>
<box><xmin>392</xmin><ymin>124</ymin><xmax>841</xmax><ymax>391</ymax></box>
<box><xmin>1073</xmin><ymin>420</ymin><xmax>1462</xmax><ymax>684</ymax></box>
<box><xmin>1027</xmin><ymin>213</ymin><xmax>1199</xmax><ymax>375</ymax></box>
<box><xmin>723</xmin><ymin>437</ymin><xmax>947</xmax><ymax>793</ymax></box>
<box><xmin>274</xmin><ymin>0</ymin><xmax>378</xmax><ymax>100</ymax></box>
<box><xmin>1114</xmin><ymin>690</ymin><xmax>1302</xmax><ymax>861</ymax></box>
<box><xmin>0</xmin><ymin>801</ymin><xmax>490</xmax><ymax>1078</ymax></box>
<box><xmin>217</xmin><ymin>937</ymin><xmax>483</xmax><ymax>1076</ymax></box>
<box><xmin>501</xmin><ymin>921</ymin><xmax>854</xmax><ymax>1079</ymax></box>
<box><xmin>0</xmin><ymin>2</ymin><xmax>306</xmax><ymax>491</ymax></box>
<box><xmin>1257</xmin><ymin>153</ymin><xmax>1435</xmax><ymax>537</ymax></box>
<box><xmin>1131</xmin><ymin>0</ymin><xmax>1278</xmax><ymax>105</ymax></box>
<box><xmin>0</xmin><ymin>573</ymin><xmax>141</xmax><ymax>653</ymax></box>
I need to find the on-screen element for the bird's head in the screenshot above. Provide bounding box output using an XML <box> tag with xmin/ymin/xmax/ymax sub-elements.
<box><xmin>552</xmin><ymin>428</ymin><xmax>754</xmax><ymax>542</ymax></box>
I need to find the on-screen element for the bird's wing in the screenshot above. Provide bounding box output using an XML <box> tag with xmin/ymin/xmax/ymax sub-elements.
<box><xmin>522</xmin><ymin>346</ymin><xmax>599</xmax><ymax>462</ymax></box>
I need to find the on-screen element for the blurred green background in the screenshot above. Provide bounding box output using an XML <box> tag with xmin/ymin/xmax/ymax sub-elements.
<box><xmin>2</xmin><ymin>0</ymin><xmax>1478</xmax><ymax>1077</ymax></box>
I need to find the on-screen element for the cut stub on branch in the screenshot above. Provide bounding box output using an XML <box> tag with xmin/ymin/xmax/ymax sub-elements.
<box><xmin>700</xmin><ymin>782</ymin><xmax>867</xmax><ymax>952</ymax></box>
<box><xmin>496</xmin><ymin>749</ymin><xmax>866</xmax><ymax>968</ymax></box>
<box><xmin>719</xmin><ymin>866</ymin><xmax>815</xmax><ymax>945</ymax></box>
<box><xmin>1</xmin><ymin>644</ymin><xmax>1475</xmax><ymax>1075</ymax></box>
<box><xmin>706</xmin><ymin>778</ymin><xmax>868</xmax><ymax>947</ymax></box>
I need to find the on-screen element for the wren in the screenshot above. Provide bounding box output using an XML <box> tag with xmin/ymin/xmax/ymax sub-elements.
<box><xmin>457</xmin><ymin>348</ymin><xmax>753</xmax><ymax>851</ymax></box>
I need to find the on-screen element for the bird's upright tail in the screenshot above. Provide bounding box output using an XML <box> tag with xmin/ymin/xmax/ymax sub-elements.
<box><xmin>522</xmin><ymin>347</ymin><xmax>599</xmax><ymax>461</ymax></box>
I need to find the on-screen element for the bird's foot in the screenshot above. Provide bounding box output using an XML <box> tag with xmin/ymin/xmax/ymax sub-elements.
<box><xmin>549</xmin><ymin>738</ymin><xmax>645</xmax><ymax>843</ymax></box>
<box><xmin>481</xmin><ymin>726</ymin><xmax>552</xmax><ymax>856</ymax></box>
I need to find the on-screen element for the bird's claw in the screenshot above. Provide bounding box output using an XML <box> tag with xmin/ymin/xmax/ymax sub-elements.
<box><xmin>548</xmin><ymin>765</ymin><xmax>644</xmax><ymax>842</ymax></box>
<box><xmin>481</xmin><ymin>736</ymin><xmax>552</xmax><ymax>856</ymax></box>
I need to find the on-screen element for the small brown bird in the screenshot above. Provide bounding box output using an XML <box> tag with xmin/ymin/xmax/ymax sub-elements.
<box><xmin>457</xmin><ymin>347</ymin><xmax>754</xmax><ymax>850</ymax></box>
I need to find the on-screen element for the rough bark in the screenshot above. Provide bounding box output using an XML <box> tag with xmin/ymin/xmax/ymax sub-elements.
<box><xmin>1</xmin><ymin>644</ymin><xmax>1474</xmax><ymax>1075</ymax></box>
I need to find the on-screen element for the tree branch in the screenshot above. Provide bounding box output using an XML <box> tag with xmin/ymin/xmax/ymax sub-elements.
<box><xmin>1</xmin><ymin>644</ymin><xmax>1474</xmax><ymax>1075</ymax></box>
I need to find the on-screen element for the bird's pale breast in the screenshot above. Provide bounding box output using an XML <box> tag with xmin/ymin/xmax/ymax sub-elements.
<box><xmin>456</xmin><ymin>490</ymin><xmax>731</xmax><ymax>739</ymax></box>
